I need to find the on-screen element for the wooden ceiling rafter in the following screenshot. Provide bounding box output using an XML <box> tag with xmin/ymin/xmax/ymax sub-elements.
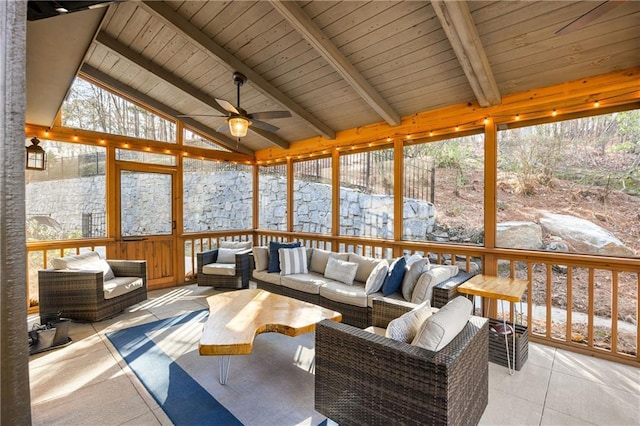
<box><xmin>255</xmin><ymin>67</ymin><xmax>640</xmax><ymax>162</ymax></box>
<box><xmin>138</xmin><ymin>0</ymin><xmax>337</xmax><ymax>140</ymax></box>
<box><xmin>80</xmin><ymin>64</ymin><xmax>255</xmax><ymax>156</ymax></box>
<box><xmin>270</xmin><ymin>0</ymin><xmax>401</xmax><ymax>127</ymax></box>
<box><xmin>431</xmin><ymin>0</ymin><xmax>501</xmax><ymax>107</ymax></box>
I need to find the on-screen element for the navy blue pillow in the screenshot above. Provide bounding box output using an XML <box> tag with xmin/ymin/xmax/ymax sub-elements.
<box><xmin>382</xmin><ymin>256</ymin><xmax>407</xmax><ymax>296</ymax></box>
<box><xmin>268</xmin><ymin>241</ymin><xmax>302</xmax><ymax>273</ymax></box>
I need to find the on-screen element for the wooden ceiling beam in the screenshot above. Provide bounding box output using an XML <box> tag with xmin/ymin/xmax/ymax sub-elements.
<box><xmin>431</xmin><ymin>0</ymin><xmax>501</xmax><ymax>107</ymax></box>
<box><xmin>270</xmin><ymin>0</ymin><xmax>401</xmax><ymax>127</ymax></box>
<box><xmin>80</xmin><ymin>64</ymin><xmax>255</xmax><ymax>156</ymax></box>
<box><xmin>139</xmin><ymin>0</ymin><xmax>336</xmax><ymax>140</ymax></box>
<box><xmin>249</xmin><ymin>127</ymin><xmax>289</xmax><ymax>150</ymax></box>
<box><xmin>95</xmin><ymin>32</ymin><xmax>289</xmax><ymax>150</ymax></box>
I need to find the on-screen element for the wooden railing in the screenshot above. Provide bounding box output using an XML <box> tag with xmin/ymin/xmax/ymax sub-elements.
<box><xmin>26</xmin><ymin>231</ymin><xmax>639</xmax><ymax>366</ymax></box>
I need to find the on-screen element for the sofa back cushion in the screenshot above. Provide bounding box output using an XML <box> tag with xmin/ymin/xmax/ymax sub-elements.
<box><xmin>268</xmin><ymin>241</ymin><xmax>301</xmax><ymax>273</ymax></box>
<box><xmin>324</xmin><ymin>257</ymin><xmax>358</xmax><ymax>285</ymax></box>
<box><xmin>219</xmin><ymin>240</ymin><xmax>252</xmax><ymax>250</ymax></box>
<box><xmin>411</xmin><ymin>265</ymin><xmax>459</xmax><ymax>304</ymax></box>
<box><xmin>310</xmin><ymin>249</ymin><xmax>348</xmax><ymax>274</ymax></box>
<box><xmin>348</xmin><ymin>253</ymin><xmax>384</xmax><ymax>283</ymax></box>
<box><xmin>279</xmin><ymin>247</ymin><xmax>309</xmax><ymax>275</ymax></box>
<box><xmin>51</xmin><ymin>251</ymin><xmax>115</xmax><ymax>281</ymax></box>
<box><xmin>412</xmin><ymin>296</ymin><xmax>472</xmax><ymax>351</ymax></box>
<box><xmin>253</xmin><ymin>246</ymin><xmax>269</xmax><ymax>272</ymax></box>
<box><xmin>401</xmin><ymin>257</ymin><xmax>430</xmax><ymax>301</ymax></box>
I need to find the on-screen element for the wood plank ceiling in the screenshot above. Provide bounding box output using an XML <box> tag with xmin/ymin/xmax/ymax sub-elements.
<box><xmin>30</xmin><ymin>0</ymin><xmax>640</xmax><ymax>155</ymax></box>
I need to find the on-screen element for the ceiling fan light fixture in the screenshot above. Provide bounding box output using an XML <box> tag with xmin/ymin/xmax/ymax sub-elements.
<box><xmin>228</xmin><ymin>116</ymin><xmax>250</xmax><ymax>138</ymax></box>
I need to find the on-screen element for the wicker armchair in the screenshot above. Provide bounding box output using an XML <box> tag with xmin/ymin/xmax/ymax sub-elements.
<box><xmin>315</xmin><ymin>298</ymin><xmax>489</xmax><ymax>426</ymax></box>
<box><xmin>196</xmin><ymin>248</ymin><xmax>253</xmax><ymax>289</ymax></box>
<box><xmin>38</xmin><ymin>258</ymin><xmax>147</xmax><ymax>322</ymax></box>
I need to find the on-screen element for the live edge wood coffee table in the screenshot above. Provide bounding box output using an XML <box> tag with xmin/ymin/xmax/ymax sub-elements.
<box><xmin>199</xmin><ymin>289</ymin><xmax>342</xmax><ymax>384</ymax></box>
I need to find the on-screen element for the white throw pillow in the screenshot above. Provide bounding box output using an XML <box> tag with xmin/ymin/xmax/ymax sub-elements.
<box><xmin>279</xmin><ymin>247</ymin><xmax>308</xmax><ymax>276</ymax></box>
<box><xmin>364</xmin><ymin>261</ymin><xmax>389</xmax><ymax>294</ymax></box>
<box><xmin>401</xmin><ymin>257</ymin><xmax>430</xmax><ymax>301</ymax></box>
<box><xmin>324</xmin><ymin>257</ymin><xmax>358</xmax><ymax>285</ymax></box>
<box><xmin>412</xmin><ymin>296</ymin><xmax>472</xmax><ymax>352</ymax></box>
<box><xmin>217</xmin><ymin>248</ymin><xmax>242</xmax><ymax>264</ymax></box>
<box><xmin>385</xmin><ymin>300</ymin><xmax>432</xmax><ymax>343</ymax></box>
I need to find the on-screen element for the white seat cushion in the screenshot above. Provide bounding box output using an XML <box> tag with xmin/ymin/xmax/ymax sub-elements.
<box><xmin>103</xmin><ymin>277</ymin><xmax>144</xmax><ymax>300</ymax></box>
<box><xmin>281</xmin><ymin>273</ymin><xmax>328</xmax><ymax>294</ymax></box>
<box><xmin>319</xmin><ymin>281</ymin><xmax>368</xmax><ymax>307</ymax></box>
<box><xmin>202</xmin><ymin>263</ymin><xmax>236</xmax><ymax>276</ymax></box>
<box><xmin>252</xmin><ymin>270</ymin><xmax>281</xmax><ymax>285</ymax></box>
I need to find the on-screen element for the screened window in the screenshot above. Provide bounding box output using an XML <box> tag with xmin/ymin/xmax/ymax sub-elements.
<box><xmin>293</xmin><ymin>157</ymin><xmax>332</xmax><ymax>234</ymax></box>
<box><xmin>259</xmin><ymin>164</ymin><xmax>287</xmax><ymax>231</ymax></box>
<box><xmin>339</xmin><ymin>149</ymin><xmax>394</xmax><ymax>238</ymax></box>
<box><xmin>25</xmin><ymin>140</ymin><xmax>106</xmax><ymax>240</ymax></box>
<box><xmin>183</xmin><ymin>128</ymin><xmax>230</xmax><ymax>152</ymax></box>
<box><xmin>116</xmin><ymin>149</ymin><xmax>176</xmax><ymax>166</ymax></box>
<box><xmin>403</xmin><ymin>134</ymin><xmax>484</xmax><ymax>245</ymax></box>
<box><xmin>61</xmin><ymin>77</ymin><xmax>176</xmax><ymax>142</ymax></box>
<box><xmin>183</xmin><ymin>159</ymin><xmax>253</xmax><ymax>232</ymax></box>
<box><xmin>497</xmin><ymin>111</ymin><xmax>639</xmax><ymax>258</ymax></box>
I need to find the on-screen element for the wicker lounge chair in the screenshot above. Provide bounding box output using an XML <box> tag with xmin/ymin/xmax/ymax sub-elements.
<box><xmin>315</xmin><ymin>298</ymin><xmax>489</xmax><ymax>425</ymax></box>
<box><xmin>196</xmin><ymin>248</ymin><xmax>253</xmax><ymax>289</ymax></box>
<box><xmin>38</xmin><ymin>255</ymin><xmax>147</xmax><ymax>322</ymax></box>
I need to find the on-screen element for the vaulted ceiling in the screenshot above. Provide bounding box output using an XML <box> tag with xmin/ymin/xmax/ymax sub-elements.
<box><xmin>26</xmin><ymin>0</ymin><xmax>640</xmax><ymax>156</ymax></box>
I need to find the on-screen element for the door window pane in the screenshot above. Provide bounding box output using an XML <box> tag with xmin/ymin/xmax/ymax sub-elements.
<box><xmin>121</xmin><ymin>171</ymin><xmax>172</xmax><ymax>236</ymax></box>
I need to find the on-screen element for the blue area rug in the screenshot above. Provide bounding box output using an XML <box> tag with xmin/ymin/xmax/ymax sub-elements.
<box><xmin>107</xmin><ymin>310</ymin><xmax>328</xmax><ymax>426</ymax></box>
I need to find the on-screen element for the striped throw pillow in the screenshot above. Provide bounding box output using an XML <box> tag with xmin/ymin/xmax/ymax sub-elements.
<box><xmin>279</xmin><ymin>247</ymin><xmax>308</xmax><ymax>276</ymax></box>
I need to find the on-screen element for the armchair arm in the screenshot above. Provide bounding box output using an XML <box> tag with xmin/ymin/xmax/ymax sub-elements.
<box><xmin>315</xmin><ymin>316</ymin><xmax>489</xmax><ymax>425</ymax></box>
<box><xmin>235</xmin><ymin>249</ymin><xmax>253</xmax><ymax>287</ymax></box>
<box><xmin>107</xmin><ymin>260</ymin><xmax>147</xmax><ymax>279</ymax></box>
<box><xmin>371</xmin><ymin>298</ymin><xmax>414</xmax><ymax>328</ymax></box>
<box><xmin>38</xmin><ymin>269</ymin><xmax>104</xmax><ymax>308</ymax></box>
<box><xmin>197</xmin><ymin>249</ymin><xmax>219</xmax><ymax>274</ymax></box>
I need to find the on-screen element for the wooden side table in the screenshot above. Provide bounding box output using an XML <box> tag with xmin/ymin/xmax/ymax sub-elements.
<box><xmin>457</xmin><ymin>275</ymin><xmax>528</xmax><ymax>375</ymax></box>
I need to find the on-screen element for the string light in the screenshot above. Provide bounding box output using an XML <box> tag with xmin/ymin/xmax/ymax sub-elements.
<box><xmin>552</xmin><ymin>109</ymin><xmax>557</xmax><ymax>117</ymax></box>
<box><xmin>515</xmin><ymin>114</ymin><xmax>520</xmax><ymax>121</ymax></box>
<box><xmin>406</xmin><ymin>135</ymin><xmax>411</xmax><ymax>140</ymax></box>
<box><xmin>483</xmin><ymin>117</ymin><xmax>489</xmax><ymax>125</ymax></box>
<box><xmin>386</xmin><ymin>137</ymin><xmax>392</xmax><ymax>142</ymax></box>
<box><xmin>455</xmin><ymin>125</ymin><xmax>460</xmax><ymax>131</ymax></box>
<box><xmin>594</xmin><ymin>100</ymin><xmax>600</xmax><ymax>107</ymax></box>
<box><xmin>429</xmin><ymin>131</ymin><xmax>434</xmax><ymax>137</ymax></box>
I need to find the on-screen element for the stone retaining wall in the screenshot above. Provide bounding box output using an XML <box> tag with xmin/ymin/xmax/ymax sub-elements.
<box><xmin>26</xmin><ymin>172</ymin><xmax>436</xmax><ymax>239</ymax></box>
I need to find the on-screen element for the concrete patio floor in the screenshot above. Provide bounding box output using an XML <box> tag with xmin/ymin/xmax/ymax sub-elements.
<box><xmin>28</xmin><ymin>284</ymin><xmax>640</xmax><ymax>425</ymax></box>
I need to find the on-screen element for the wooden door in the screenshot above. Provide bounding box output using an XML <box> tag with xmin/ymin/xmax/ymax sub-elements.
<box><xmin>114</xmin><ymin>166</ymin><xmax>178</xmax><ymax>289</ymax></box>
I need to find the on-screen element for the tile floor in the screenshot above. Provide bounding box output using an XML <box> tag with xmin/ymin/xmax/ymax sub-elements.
<box><xmin>29</xmin><ymin>284</ymin><xmax>640</xmax><ymax>425</ymax></box>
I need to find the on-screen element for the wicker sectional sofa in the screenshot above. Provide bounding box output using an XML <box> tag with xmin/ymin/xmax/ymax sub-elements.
<box><xmin>252</xmin><ymin>245</ymin><xmax>476</xmax><ymax>328</ymax></box>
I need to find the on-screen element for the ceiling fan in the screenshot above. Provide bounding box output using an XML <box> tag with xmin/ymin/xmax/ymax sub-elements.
<box><xmin>555</xmin><ymin>0</ymin><xmax>627</xmax><ymax>35</ymax></box>
<box><xmin>179</xmin><ymin>71</ymin><xmax>291</xmax><ymax>139</ymax></box>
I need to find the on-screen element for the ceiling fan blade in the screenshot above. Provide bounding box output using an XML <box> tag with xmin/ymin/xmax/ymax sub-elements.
<box><xmin>250</xmin><ymin>119</ymin><xmax>279</xmax><ymax>133</ymax></box>
<box><xmin>215</xmin><ymin>98</ymin><xmax>239</xmax><ymax>114</ymax></box>
<box><xmin>176</xmin><ymin>114</ymin><xmax>226</xmax><ymax>117</ymax></box>
<box><xmin>248</xmin><ymin>110</ymin><xmax>292</xmax><ymax>120</ymax></box>
<box><xmin>555</xmin><ymin>0</ymin><xmax>627</xmax><ymax>35</ymax></box>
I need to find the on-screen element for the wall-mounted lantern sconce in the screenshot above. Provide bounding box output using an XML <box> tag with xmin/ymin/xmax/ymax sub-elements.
<box><xmin>26</xmin><ymin>137</ymin><xmax>46</xmax><ymax>170</ymax></box>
